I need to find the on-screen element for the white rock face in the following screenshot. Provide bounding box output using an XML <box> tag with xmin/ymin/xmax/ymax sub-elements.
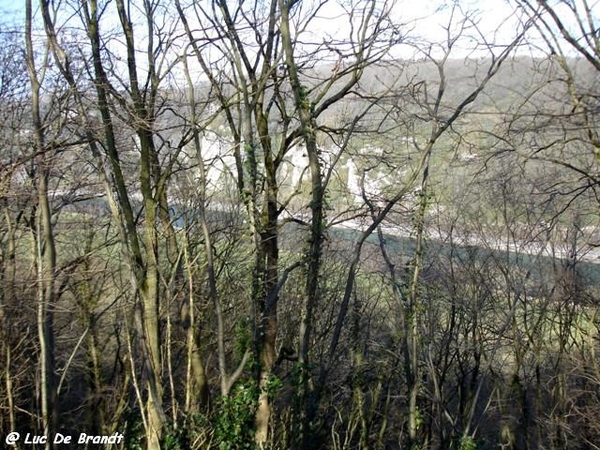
<box><xmin>189</xmin><ymin>136</ymin><xmax>398</xmax><ymax>208</ymax></box>
<box><xmin>288</xmin><ymin>146</ymin><xmax>307</xmax><ymax>187</ymax></box>
<box><xmin>198</xmin><ymin>134</ymin><xmax>237</xmax><ymax>189</ymax></box>
<box><xmin>345</xmin><ymin>159</ymin><xmax>360</xmax><ymax>202</ymax></box>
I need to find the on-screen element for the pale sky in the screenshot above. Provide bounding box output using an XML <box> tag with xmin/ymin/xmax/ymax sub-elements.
<box><xmin>0</xmin><ymin>0</ymin><xmax>530</xmax><ymax>53</ymax></box>
<box><xmin>0</xmin><ymin>0</ymin><xmax>584</xmax><ymax>73</ymax></box>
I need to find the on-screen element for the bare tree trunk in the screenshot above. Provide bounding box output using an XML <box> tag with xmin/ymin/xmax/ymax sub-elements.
<box><xmin>182</xmin><ymin>235</ymin><xmax>210</xmax><ymax>413</ymax></box>
<box><xmin>1</xmin><ymin>207</ymin><xmax>17</xmax><ymax>437</ymax></box>
<box><xmin>280</xmin><ymin>0</ymin><xmax>325</xmax><ymax>428</ymax></box>
<box><xmin>25</xmin><ymin>2</ymin><xmax>57</xmax><ymax>446</ymax></box>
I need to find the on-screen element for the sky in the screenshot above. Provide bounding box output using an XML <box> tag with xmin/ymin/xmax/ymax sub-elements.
<box><xmin>0</xmin><ymin>0</ymin><xmax>522</xmax><ymax>45</ymax></box>
<box><xmin>0</xmin><ymin>0</ymin><xmax>589</xmax><ymax>74</ymax></box>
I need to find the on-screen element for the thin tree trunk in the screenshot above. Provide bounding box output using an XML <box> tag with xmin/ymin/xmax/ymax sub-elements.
<box><xmin>25</xmin><ymin>2</ymin><xmax>57</xmax><ymax>446</ymax></box>
<box><xmin>279</xmin><ymin>3</ymin><xmax>325</xmax><ymax>445</ymax></box>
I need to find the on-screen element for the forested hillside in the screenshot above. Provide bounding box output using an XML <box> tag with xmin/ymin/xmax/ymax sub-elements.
<box><xmin>0</xmin><ymin>1</ymin><xmax>599</xmax><ymax>449</ymax></box>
